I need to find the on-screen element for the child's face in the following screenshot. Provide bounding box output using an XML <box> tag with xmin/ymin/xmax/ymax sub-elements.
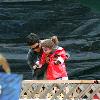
<box><xmin>42</xmin><ymin>47</ymin><xmax>52</xmax><ymax>54</ymax></box>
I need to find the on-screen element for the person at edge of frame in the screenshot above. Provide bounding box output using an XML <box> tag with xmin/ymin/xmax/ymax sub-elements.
<box><xmin>0</xmin><ymin>54</ymin><xmax>11</xmax><ymax>74</ymax></box>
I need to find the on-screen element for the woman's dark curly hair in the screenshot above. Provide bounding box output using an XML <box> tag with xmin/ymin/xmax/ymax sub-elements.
<box><xmin>26</xmin><ymin>33</ymin><xmax>40</xmax><ymax>46</ymax></box>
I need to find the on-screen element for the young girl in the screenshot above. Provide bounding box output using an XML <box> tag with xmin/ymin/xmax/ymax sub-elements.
<box><xmin>35</xmin><ymin>36</ymin><xmax>69</xmax><ymax>80</ymax></box>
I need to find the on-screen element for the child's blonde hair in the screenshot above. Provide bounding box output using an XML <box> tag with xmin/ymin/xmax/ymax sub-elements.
<box><xmin>41</xmin><ymin>36</ymin><xmax>59</xmax><ymax>49</ymax></box>
<box><xmin>0</xmin><ymin>54</ymin><xmax>11</xmax><ymax>73</ymax></box>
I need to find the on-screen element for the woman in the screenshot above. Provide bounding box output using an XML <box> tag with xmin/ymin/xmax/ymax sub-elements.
<box><xmin>36</xmin><ymin>36</ymin><xmax>69</xmax><ymax>80</ymax></box>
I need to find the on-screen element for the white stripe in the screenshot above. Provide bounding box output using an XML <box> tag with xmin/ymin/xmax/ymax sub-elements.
<box><xmin>57</xmin><ymin>47</ymin><xmax>63</xmax><ymax>50</ymax></box>
<box><xmin>57</xmin><ymin>57</ymin><xmax>64</xmax><ymax>64</ymax></box>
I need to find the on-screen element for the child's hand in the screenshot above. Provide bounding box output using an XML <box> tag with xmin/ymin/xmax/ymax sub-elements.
<box><xmin>33</xmin><ymin>61</ymin><xmax>41</xmax><ymax>69</ymax></box>
<box><xmin>33</xmin><ymin>65</ymin><xmax>37</xmax><ymax>69</ymax></box>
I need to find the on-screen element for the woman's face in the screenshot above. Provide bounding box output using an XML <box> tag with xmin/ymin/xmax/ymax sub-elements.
<box><xmin>31</xmin><ymin>42</ymin><xmax>41</xmax><ymax>52</ymax></box>
<box><xmin>42</xmin><ymin>47</ymin><xmax>52</xmax><ymax>54</ymax></box>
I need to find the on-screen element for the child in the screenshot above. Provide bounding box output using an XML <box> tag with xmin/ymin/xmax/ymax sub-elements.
<box><xmin>0</xmin><ymin>54</ymin><xmax>11</xmax><ymax>74</ymax></box>
<box><xmin>35</xmin><ymin>36</ymin><xmax>69</xmax><ymax>80</ymax></box>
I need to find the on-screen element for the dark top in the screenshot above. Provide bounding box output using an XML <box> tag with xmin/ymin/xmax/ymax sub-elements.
<box><xmin>27</xmin><ymin>48</ymin><xmax>48</xmax><ymax>80</ymax></box>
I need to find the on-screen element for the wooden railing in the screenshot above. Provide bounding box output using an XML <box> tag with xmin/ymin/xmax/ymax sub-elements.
<box><xmin>20</xmin><ymin>80</ymin><xmax>100</xmax><ymax>100</ymax></box>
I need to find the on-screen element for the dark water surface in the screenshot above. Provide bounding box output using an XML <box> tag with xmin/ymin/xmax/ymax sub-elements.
<box><xmin>0</xmin><ymin>0</ymin><xmax>100</xmax><ymax>79</ymax></box>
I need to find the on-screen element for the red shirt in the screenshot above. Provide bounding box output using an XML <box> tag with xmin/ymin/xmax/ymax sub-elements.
<box><xmin>40</xmin><ymin>47</ymin><xmax>69</xmax><ymax>80</ymax></box>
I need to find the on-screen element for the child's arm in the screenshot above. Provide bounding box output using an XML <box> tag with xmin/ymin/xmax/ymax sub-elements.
<box><xmin>33</xmin><ymin>52</ymin><xmax>47</xmax><ymax>69</ymax></box>
<box><xmin>54</xmin><ymin>48</ymin><xmax>68</xmax><ymax>65</ymax></box>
